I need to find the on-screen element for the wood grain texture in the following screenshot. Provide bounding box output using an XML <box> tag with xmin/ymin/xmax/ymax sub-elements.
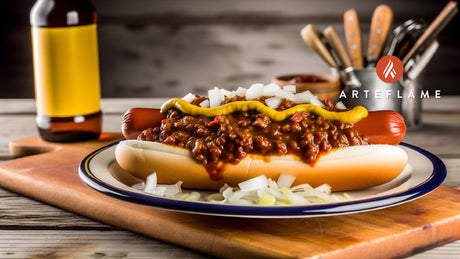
<box><xmin>324</xmin><ymin>25</ymin><xmax>353</xmax><ymax>68</ymax></box>
<box><xmin>0</xmin><ymin>188</ymin><xmax>112</xmax><ymax>230</ymax></box>
<box><xmin>1</xmin><ymin>136</ymin><xmax>460</xmax><ymax>258</ymax></box>
<box><xmin>0</xmin><ymin>230</ymin><xmax>210</xmax><ymax>259</ymax></box>
<box><xmin>366</xmin><ymin>5</ymin><xmax>393</xmax><ymax>64</ymax></box>
<box><xmin>344</xmin><ymin>9</ymin><xmax>364</xmax><ymax>68</ymax></box>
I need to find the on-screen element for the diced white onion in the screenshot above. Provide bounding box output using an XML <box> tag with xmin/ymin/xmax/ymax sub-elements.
<box><xmin>283</xmin><ymin>85</ymin><xmax>296</xmax><ymax>94</ymax></box>
<box><xmin>295</xmin><ymin>90</ymin><xmax>314</xmax><ymax>104</ymax></box>
<box><xmin>267</xmin><ymin>178</ymin><xmax>278</xmax><ymax>190</ymax></box>
<box><xmin>131</xmin><ymin>182</ymin><xmax>145</xmax><ymax>190</ymax></box>
<box><xmin>265</xmin><ymin>97</ymin><xmax>282</xmax><ymax>109</ymax></box>
<box><xmin>180</xmin><ymin>191</ymin><xmax>201</xmax><ymax>201</ymax></box>
<box><xmin>315</xmin><ymin>183</ymin><xmax>332</xmax><ymax>194</ymax></box>
<box><xmin>274</xmin><ymin>89</ymin><xmax>296</xmax><ymax>102</ymax></box>
<box><xmin>263</xmin><ymin>83</ymin><xmax>281</xmax><ymax>96</ymax></box>
<box><xmin>220</xmin><ymin>88</ymin><xmax>232</xmax><ymax>96</ymax></box>
<box><xmin>336</xmin><ymin>101</ymin><xmax>347</xmax><ymax>109</ymax></box>
<box><xmin>199</xmin><ymin>99</ymin><xmax>210</xmax><ymax>108</ymax></box>
<box><xmin>238</xmin><ymin>175</ymin><xmax>268</xmax><ymax>192</ymax></box>
<box><xmin>221</xmin><ymin>186</ymin><xmax>234</xmax><ymax>199</ymax></box>
<box><xmin>258</xmin><ymin>194</ymin><xmax>276</xmax><ymax>205</ymax></box>
<box><xmin>289</xmin><ymin>193</ymin><xmax>310</xmax><ymax>205</ymax></box>
<box><xmin>235</xmin><ymin>87</ymin><xmax>247</xmax><ymax>97</ymax></box>
<box><xmin>182</xmin><ymin>93</ymin><xmax>196</xmax><ymax>103</ymax></box>
<box><xmin>162</xmin><ymin>181</ymin><xmax>183</xmax><ymax>197</ymax></box>
<box><xmin>256</xmin><ymin>188</ymin><xmax>268</xmax><ymax>198</ymax></box>
<box><xmin>208</xmin><ymin>87</ymin><xmax>222</xmax><ymax>108</ymax></box>
<box><xmin>267</xmin><ymin>188</ymin><xmax>286</xmax><ymax>200</ymax></box>
<box><xmin>227</xmin><ymin>189</ymin><xmax>251</xmax><ymax>203</ymax></box>
<box><xmin>206</xmin><ymin>193</ymin><xmax>225</xmax><ymax>203</ymax></box>
<box><xmin>144</xmin><ymin>173</ymin><xmax>158</xmax><ymax>193</ymax></box>
<box><xmin>290</xmin><ymin>183</ymin><xmax>313</xmax><ymax>192</ymax></box>
<box><xmin>228</xmin><ymin>91</ymin><xmax>237</xmax><ymax>98</ymax></box>
<box><xmin>219</xmin><ymin>183</ymin><xmax>232</xmax><ymax>194</ymax></box>
<box><xmin>150</xmin><ymin>186</ymin><xmax>167</xmax><ymax>196</ymax></box>
<box><xmin>276</xmin><ymin>174</ymin><xmax>295</xmax><ymax>188</ymax></box>
<box><xmin>309</xmin><ymin>95</ymin><xmax>325</xmax><ymax>108</ymax></box>
<box><xmin>280</xmin><ymin>187</ymin><xmax>310</xmax><ymax>205</ymax></box>
<box><xmin>245</xmin><ymin>83</ymin><xmax>264</xmax><ymax>100</ymax></box>
<box><xmin>141</xmin><ymin>172</ymin><xmax>352</xmax><ymax>205</ymax></box>
<box><xmin>143</xmin><ymin>173</ymin><xmax>183</xmax><ymax>198</ymax></box>
<box><xmin>220</xmin><ymin>89</ymin><xmax>233</xmax><ymax>100</ymax></box>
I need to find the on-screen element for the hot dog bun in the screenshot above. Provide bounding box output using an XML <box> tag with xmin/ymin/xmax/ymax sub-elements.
<box><xmin>115</xmin><ymin>140</ymin><xmax>408</xmax><ymax>191</ymax></box>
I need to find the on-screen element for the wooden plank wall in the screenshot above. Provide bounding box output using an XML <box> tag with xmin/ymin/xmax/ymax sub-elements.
<box><xmin>1</xmin><ymin>0</ymin><xmax>459</xmax><ymax>98</ymax></box>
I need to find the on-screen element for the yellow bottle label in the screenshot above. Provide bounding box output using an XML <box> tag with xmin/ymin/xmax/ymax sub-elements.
<box><xmin>31</xmin><ymin>24</ymin><xmax>101</xmax><ymax>117</ymax></box>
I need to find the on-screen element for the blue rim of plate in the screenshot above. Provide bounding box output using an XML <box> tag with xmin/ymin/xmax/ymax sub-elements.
<box><xmin>78</xmin><ymin>142</ymin><xmax>446</xmax><ymax>218</ymax></box>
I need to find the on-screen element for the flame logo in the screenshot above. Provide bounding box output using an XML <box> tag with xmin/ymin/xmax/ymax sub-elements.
<box><xmin>383</xmin><ymin>59</ymin><xmax>397</xmax><ymax>79</ymax></box>
<box><xmin>376</xmin><ymin>55</ymin><xmax>403</xmax><ymax>83</ymax></box>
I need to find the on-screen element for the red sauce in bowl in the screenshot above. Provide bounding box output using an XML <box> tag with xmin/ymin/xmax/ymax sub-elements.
<box><xmin>288</xmin><ymin>75</ymin><xmax>328</xmax><ymax>84</ymax></box>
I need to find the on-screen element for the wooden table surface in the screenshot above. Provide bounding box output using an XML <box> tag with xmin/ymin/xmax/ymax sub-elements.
<box><xmin>0</xmin><ymin>97</ymin><xmax>459</xmax><ymax>259</ymax></box>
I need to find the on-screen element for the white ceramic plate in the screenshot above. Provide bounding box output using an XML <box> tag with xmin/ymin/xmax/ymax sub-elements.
<box><xmin>79</xmin><ymin>142</ymin><xmax>446</xmax><ymax>218</ymax></box>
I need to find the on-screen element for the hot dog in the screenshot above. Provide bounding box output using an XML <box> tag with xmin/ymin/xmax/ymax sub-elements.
<box><xmin>121</xmin><ymin>108</ymin><xmax>407</xmax><ymax>145</ymax></box>
<box><xmin>122</xmin><ymin>108</ymin><xmax>164</xmax><ymax>140</ymax></box>
<box><xmin>353</xmin><ymin>110</ymin><xmax>406</xmax><ymax>145</ymax></box>
<box><xmin>116</xmin><ymin>85</ymin><xmax>408</xmax><ymax>191</ymax></box>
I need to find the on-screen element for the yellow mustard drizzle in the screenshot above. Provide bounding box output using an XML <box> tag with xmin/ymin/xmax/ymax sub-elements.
<box><xmin>161</xmin><ymin>98</ymin><xmax>368</xmax><ymax>123</ymax></box>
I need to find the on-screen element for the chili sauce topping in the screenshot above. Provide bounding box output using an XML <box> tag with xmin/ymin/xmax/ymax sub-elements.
<box><xmin>140</xmin><ymin>86</ymin><xmax>369</xmax><ymax>180</ymax></box>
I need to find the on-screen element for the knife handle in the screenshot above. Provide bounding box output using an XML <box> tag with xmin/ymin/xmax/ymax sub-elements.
<box><xmin>324</xmin><ymin>26</ymin><xmax>353</xmax><ymax>68</ymax></box>
<box><xmin>344</xmin><ymin>9</ymin><xmax>363</xmax><ymax>68</ymax></box>
<box><xmin>402</xmin><ymin>1</ymin><xmax>458</xmax><ymax>65</ymax></box>
<box><xmin>367</xmin><ymin>5</ymin><xmax>394</xmax><ymax>64</ymax></box>
<box><xmin>301</xmin><ymin>24</ymin><xmax>338</xmax><ymax>68</ymax></box>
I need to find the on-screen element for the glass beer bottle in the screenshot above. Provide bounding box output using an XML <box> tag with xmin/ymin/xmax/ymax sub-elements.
<box><xmin>30</xmin><ymin>0</ymin><xmax>102</xmax><ymax>142</ymax></box>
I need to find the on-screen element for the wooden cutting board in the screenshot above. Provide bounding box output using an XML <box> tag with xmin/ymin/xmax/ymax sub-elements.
<box><xmin>1</xmin><ymin>135</ymin><xmax>460</xmax><ymax>259</ymax></box>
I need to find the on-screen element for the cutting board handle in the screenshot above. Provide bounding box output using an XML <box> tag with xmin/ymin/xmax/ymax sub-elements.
<box><xmin>8</xmin><ymin>133</ymin><xmax>122</xmax><ymax>158</ymax></box>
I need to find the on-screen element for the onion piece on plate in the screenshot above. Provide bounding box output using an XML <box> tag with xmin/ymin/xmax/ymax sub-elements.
<box><xmin>138</xmin><ymin>172</ymin><xmax>353</xmax><ymax>206</ymax></box>
<box><xmin>238</xmin><ymin>175</ymin><xmax>268</xmax><ymax>192</ymax></box>
<box><xmin>277</xmin><ymin>174</ymin><xmax>296</xmax><ymax>188</ymax></box>
<box><xmin>143</xmin><ymin>173</ymin><xmax>183</xmax><ymax>198</ymax></box>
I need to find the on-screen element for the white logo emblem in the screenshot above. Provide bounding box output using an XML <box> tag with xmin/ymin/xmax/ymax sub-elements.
<box><xmin>383</xmin><ymin>59</ymin><xmax>397</xmax><ymax>79</ymax></box>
